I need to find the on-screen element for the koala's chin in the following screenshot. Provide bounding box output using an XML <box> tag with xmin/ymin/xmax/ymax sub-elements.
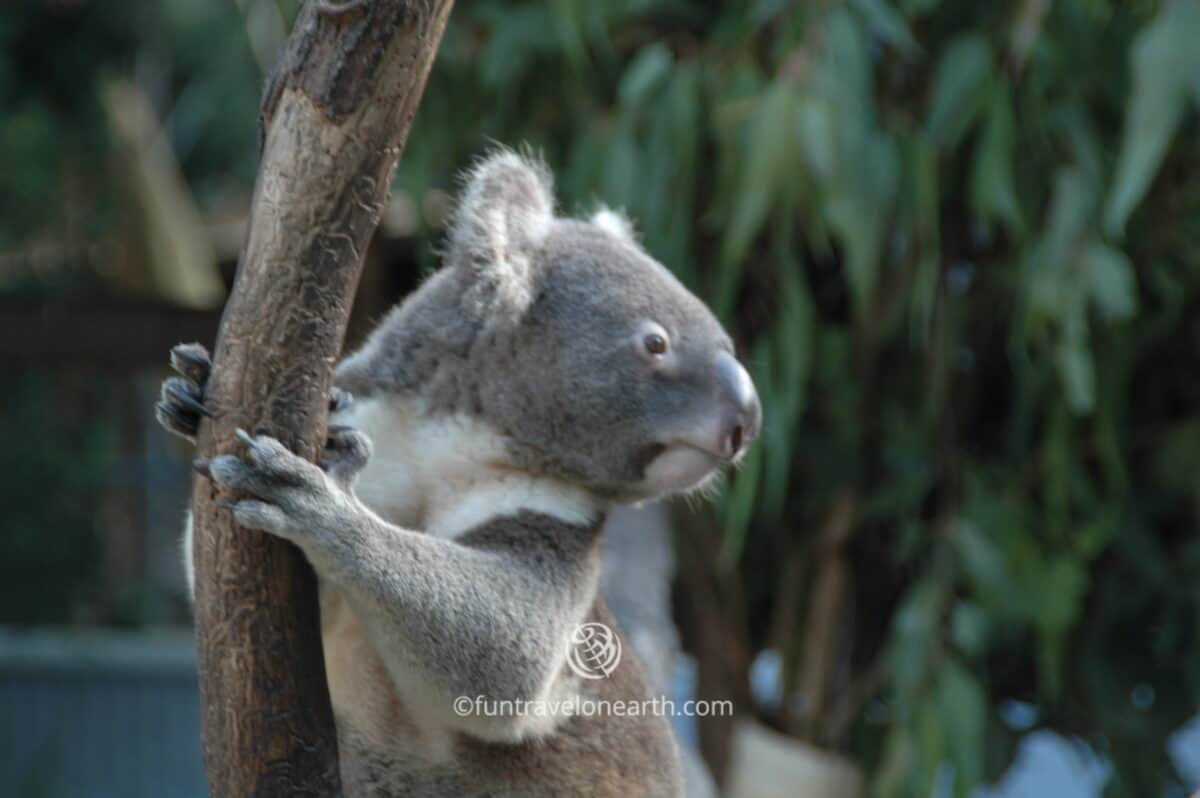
<box><xmin>640</xmin><ymin>444</ymin><xmax>723</xmax><ymax>498</ymax></box>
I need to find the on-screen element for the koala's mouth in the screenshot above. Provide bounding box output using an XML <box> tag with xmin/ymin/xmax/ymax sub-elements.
<box><xmin>635</xmin><ymin>443</ymin><xmax>668</xmax><ymax>472</ymax></box>
<box><xmin>640</xmin><ymin>442</ymin><xmax>723</xmax><ymax>496</ymax></box>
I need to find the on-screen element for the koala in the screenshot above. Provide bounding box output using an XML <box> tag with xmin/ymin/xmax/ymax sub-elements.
<box><xmin>157</xmin><ymin>150</ymin><xmax>760</xmax><ymax>797</ymax></box>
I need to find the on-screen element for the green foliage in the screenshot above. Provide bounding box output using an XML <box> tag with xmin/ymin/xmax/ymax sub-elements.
<box><xmin>394</xmin><ymin>2</ymin><xmax>1200</xmax><ymax>794</ymax></box>
<box><xmin>0</xmin><ymin>0</ymin><xmax>138</xmax><ymax>249</ymax></box>
<box><xmin>0</xmin><ymin>0</ymin><xmax>260</xmax><ymax>269</ymax></box>
<box><xmin>0</xmin><ymin>374</ymin><xmax>114</xmax><ymax>625</ymax></box>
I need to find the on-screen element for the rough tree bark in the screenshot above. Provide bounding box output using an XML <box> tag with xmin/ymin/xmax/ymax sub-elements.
<box><xmin>190</xmin><ymin>2</ymin><xmax>453</xmax><ymax>795</ymax></box>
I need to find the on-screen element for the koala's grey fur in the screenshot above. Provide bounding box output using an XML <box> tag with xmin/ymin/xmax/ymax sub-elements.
<box><xmin>336</xmin><ymin>153</ymin><xmax>737</xmax><ymax>500</ymax></box>
<box><xmin>163</xmin><ymin>148</ymin><xmax>759</xmax><ymax>797</ymax></box>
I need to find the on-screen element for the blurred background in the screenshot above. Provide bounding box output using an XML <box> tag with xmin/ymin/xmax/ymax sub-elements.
<box><xmin>2</xmin><ymin>0</ymin><xmax>1199</xmax><ymax>796</ymax></box>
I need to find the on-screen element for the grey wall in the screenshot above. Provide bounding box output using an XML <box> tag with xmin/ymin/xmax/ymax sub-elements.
<box><xmin>0</xmin><ymin>629</ymin><xmax>205</xmax><ymax>798</ymax></box>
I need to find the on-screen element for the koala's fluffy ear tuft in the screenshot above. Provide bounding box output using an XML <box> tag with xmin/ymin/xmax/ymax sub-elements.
<box><xmin>590</xmin><ymin>206</ymin><xmax>638</xmax><ymax>244</ymax></box>
<box><xmin>448</xmin><ymin>148</ymin><xmax>555</xmax><ymax>318</ymax></box>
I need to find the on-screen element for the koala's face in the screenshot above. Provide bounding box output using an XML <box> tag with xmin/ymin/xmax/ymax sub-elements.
<box><xmin>441</xmin><ymin>151</ymin><xmax>761</xmax><ymax>501</ymax></box>
<box><xmin>509</xmin><ymin>221</ymin><xmax>761</xmax><ymax>499</ymax></box>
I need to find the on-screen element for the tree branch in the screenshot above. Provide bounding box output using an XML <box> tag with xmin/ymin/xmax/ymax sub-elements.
<box><xmin>189</xmin><ymin>2</ymin><xmax>453</xmax><ymax>794</ymax></box>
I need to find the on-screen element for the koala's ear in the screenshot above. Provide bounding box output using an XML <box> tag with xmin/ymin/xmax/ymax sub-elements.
<box><xmin>590</xmin><ymin>205</ymin><xmax>637</xmax><ymax>244</ymax></box>
<box><xmin>448</xmin><ymin>149</ymin><xmax>554</xmax><ymax>316</ymax></box>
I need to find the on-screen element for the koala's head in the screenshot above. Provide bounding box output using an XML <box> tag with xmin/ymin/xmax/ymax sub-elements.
<box><xmin>342</xmin><ymin>150</ymin><xmax>760</xmax><ymax>503</ymax></box>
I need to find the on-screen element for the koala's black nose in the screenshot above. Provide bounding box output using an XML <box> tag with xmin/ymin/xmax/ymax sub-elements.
<box><xmin>715</xmin><ymin>351</ymin><xmax>762</xmax><ymax>458</ymax></box>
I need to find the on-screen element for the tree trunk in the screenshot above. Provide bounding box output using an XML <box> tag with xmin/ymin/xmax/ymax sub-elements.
<box><xmin>190</xmin><ymin>2</ymin><xmax>453</xmax><ymax>795</ymax></box>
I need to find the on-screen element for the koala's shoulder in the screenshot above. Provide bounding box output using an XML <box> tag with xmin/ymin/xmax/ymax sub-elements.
<box><xmin>335</xmin><ymin>267</ymin><xmax>482</xmax><ymax>400</ymax></box>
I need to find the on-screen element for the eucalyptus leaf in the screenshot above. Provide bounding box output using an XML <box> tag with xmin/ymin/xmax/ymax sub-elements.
<box><xmin>936</xmin><ymin>658</ymin><xmax>986</xmax><ymax>794</ymax></box>
<box><xmin>825</xmin><ymin>131</ymin><xmax>898</xmax><ymax>317</ymax></box>
<box><xmin>717</xmin><ymin>78</ymin><xmax>799</xmax><ymax>318</ymax></box>
<box><xmin>1106</xmin><ymin>0</ymin><xmax>1200</xmax><ymax>237</ymax></box>
<box><xmin>969</xmin><ymin>79</ymin><xmax>1023</xmax><ymax>238</ymax></box>
<box><xmin>926</xmin><ymin>34</ymin><xmax>993</xmax><ymax>151</ymax></box>
<box><xmin>849</xmin><ymin>0</ymin><xmax>919</xmax><ymax>54</ymax></box>
<box><xmin>1043</xmin><ymin>171</ymin><xmax>1093</xmax><ymax>269</ymax></box>
<box><xmin>1056</xmin><ymin>334</ymin><xmax>1096</xmax><ymax>414</ymax></box>
<box><xmin>953</xmin><ymin>519</ymin><xmax>1019</xmax><ymax>619</ymax></box>
<box><xmin>1033</xmin><ymin>557</ymin><xmax>1088</xmax><ymax>698</ymax></box>
<box><xmin>1084</xmin><ymin>241</ymin><xmax>1138</xmax><ymax>321</ymax></box>
<box><xmin>795</xmin><ymin>94</ymin><xmax>836</xmax><ymax>184</ymax></box>
<box><xmin>950</xmin><ymin>602</ymin><xmax>990</xmax><ymax>658</ymax></box>
<box><xmin>888</xmin><ymin>580</ymin><xmax>943</xmax><ymax>697</ymax></box>
<box><xmin>901</xmin><ymin>0</ymin><xmax>940</xmax><ymax>15</ymax></box>
<box><xmin>905</xmin><ymin>132</ymin><xmax>939</xmax><ymax>339</ymax></box>
<box><xmin>478</xmin><ymin>5</ymin><xmax>553</xmax><ymax>88</ymax></box>
<box><xmin>618</xmin><ymin>44</ymin><xmax>673</xmax><ymax>109</ymax></box>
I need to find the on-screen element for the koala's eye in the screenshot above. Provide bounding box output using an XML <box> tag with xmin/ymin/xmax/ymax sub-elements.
<box><xmin>644</xmin><ymin>332</ymin><xmax>669</xmax><ymax>356</ymax></box>
<box><xmin>634</xmin><ymin>321</ymin><xmax>672</xmax><ymax>362</ymax></box>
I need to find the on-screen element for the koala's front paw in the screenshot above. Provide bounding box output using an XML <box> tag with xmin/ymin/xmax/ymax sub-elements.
<box><xmin>321</xmin><ymin>425</ymin><xmax>373</xmax><ymax>488</ymax></box>
<box><xmin>155</xmin><ymin>341</ymin><xmax>355</xmax><ymax>444</ymax></box>
<box><xmin>197</xmin><ymin>429</ymin><xmax>358</xmax><ymax>547</ymax></box>
<box><xmin>329</xmin><ymin>386</ymin><xmax>354</xmax><ymax>414</ymax></box>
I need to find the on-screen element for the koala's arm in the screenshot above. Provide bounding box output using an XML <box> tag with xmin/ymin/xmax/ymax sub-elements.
<box><xmin>198</xmin><ymin>430</ymin><xmax>599</xmax><ymax>742</ymax></box>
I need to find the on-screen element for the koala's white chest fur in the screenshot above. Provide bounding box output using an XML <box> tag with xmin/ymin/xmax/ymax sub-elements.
<box><xmin>334</xmin><ymin>395</ymin><xmax>598</xmax><ymax>537</ymax></box>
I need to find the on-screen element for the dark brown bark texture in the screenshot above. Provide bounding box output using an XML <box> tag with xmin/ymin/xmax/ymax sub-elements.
<box><xmin>190</xmin><ymin>2</ymin><xmax>453</xmax><ymax>796</ymax></box>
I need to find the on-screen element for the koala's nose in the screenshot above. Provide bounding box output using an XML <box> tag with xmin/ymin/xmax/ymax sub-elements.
<box><xmin>715</xmin><ymin>351</ymin><xmax>762</xmax><ymax>458</ymax></box>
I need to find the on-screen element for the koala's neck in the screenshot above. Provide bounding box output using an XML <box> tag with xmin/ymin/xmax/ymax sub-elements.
<box><xmin>333</xmin><ymin>394</ymin><xmax>605</xmax><ymax>538</ymax></box>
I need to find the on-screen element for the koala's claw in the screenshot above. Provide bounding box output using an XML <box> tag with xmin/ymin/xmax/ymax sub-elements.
<box><xmin>199</xmin><ymin>427</ymin><xmax>357</xmax><ymax>544</ymax></box>
<box><xmin>329</xmin><ymin>386</ymin><xmax>354</xmax><ymax>414</ymax></box>
<box><xmin>156</xmin><ymin>400</ymin><xmax>198</xmax><ymax>441</ymax></box>
<box><xmin>231</xmin><ymin>429</ymin><xmax>320</xmax><ymax>487</ymax></box>
<box><xmin>163</xmin><ymin>377</ymin><xmax>211</xmax><ymax>418</ymax></box>
<box><xmin>156</xmin><ymin>341</ymin><xmax>351</xmax><ymax>444</ymax></box>
<box><xmin>156</xmin><ymin>373</ymin><xmax>211</xmax><ymax>440</ymax></box>
<box><xmin>203</xmin><ymin>432</ymin><xmax>313</xmax><ymax>501</ymax></box>
<box><xmin>157</xmin><ymin>344</ymin><xmax>214</xmax><ymax>442</ymax></box>
<box><xmin>170</xmin><ymin>343</ymin><xmax>212</xmax><ymax>385</ymax></box>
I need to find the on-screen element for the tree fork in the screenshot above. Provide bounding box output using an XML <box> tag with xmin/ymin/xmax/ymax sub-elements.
<box><xmin>189</xmin><ymin>2</ymin><xmax>453</xmax><ymax>794</ymax></box>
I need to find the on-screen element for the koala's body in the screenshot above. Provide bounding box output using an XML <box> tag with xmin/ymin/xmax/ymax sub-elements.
<box><xmin>159</xmin><ymin>151</ymin><xmax>760</xmax><ymax>797</ymax></box>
